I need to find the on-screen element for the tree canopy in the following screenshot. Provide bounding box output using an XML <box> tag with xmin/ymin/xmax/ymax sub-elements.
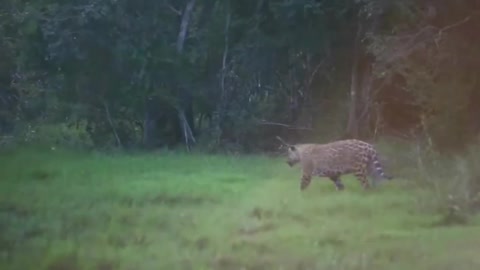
<box><xmin>1</xmin><ymin>0</ymin><xmax>479</xmax><ymax>153</ymax></box>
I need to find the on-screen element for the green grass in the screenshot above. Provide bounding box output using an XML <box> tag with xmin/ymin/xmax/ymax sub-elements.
<box><xmin>1</xmin><ymin>147</ymin><xmax>480</xmax><ymax>270</ymax></box>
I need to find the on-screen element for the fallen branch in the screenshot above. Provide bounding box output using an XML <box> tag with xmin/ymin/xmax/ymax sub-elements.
<box><xmin>275</xmin><ymin>136</ymin><xmax>293</xmax><ymax>147</ymax></box>
<box><xmin>439</xmin><ymin>15</ymin><xmax>471</xmax><ymax>34</ymax></box>
<box><xmin>255</xmin><ymin>119</ymin><xmax>312</xmax><ymax>131</ymax></box>
<box><xmin>178</xmin><ymin>109</ymin><xmax>196</xmax><ymax>152</ymax></box>
<box><xmin>164</xmin><ymin>1</ymin><xmax>182</xmax><ymax>16</ymax></box>
<box><xmin>305</xmin><ymin>59</ymin><xmax>325</xmax><ymax>90</ymax></box>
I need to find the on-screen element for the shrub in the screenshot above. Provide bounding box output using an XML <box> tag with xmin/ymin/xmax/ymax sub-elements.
<box><xmin>12</xmin><ymin>121</ymin><xmax>94</xmax><ymax>149</ymax></box>
<box><xmin>412</xmin><ymin>140</ymin><xmax>480</xmax><ymax>225</ymax></box>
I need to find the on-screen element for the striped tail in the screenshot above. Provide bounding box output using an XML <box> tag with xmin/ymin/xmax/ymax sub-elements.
<box><xmin>369</xmin><ymin>152</ymin><xmax>393</xmax><ymax>183</ymax></box>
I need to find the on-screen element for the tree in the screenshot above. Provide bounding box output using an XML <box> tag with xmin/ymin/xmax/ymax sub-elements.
<box><xmin>1</xmin><ymin>0</ymin><xmax>479</xmax><ymax>153</ymax></box>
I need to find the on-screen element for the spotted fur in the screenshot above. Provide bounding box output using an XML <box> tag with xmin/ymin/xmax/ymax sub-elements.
<box><xmin>278</xmin><ymin>137</ymin><xmax>393</xmax><ymax>191</ymax></box>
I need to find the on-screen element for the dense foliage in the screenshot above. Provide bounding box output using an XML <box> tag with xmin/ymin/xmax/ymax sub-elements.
<box><xmin>1</xmin><ymin>0</ymin><xmax>479</xmax><ymax>152</ymax></box>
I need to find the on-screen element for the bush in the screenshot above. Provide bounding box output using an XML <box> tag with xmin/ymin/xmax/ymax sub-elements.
<box><xmin>12</xmin><ymin>121</ymin><xmax>94</xmax><ymax>149</ymax></box>
<box><xmin>411</xmin><ymin>140</ymin><xmax>480</xmax><ymax>225</ymax></box>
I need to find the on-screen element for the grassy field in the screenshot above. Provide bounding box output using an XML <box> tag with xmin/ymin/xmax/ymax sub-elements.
<box><xmin>1</xmin><ymin>147</ymin><xmax>479</xmax><ymax>270</ymax></box>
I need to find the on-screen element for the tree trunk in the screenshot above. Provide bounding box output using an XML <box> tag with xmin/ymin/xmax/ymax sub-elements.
<box><xmin>143</xmin><ymin>108</ymin><xmax>156</xmax><ymax>148</ymax></box>
<box><xmin>213</xmin><ymin>1</ymin><xmax>232</xmax><ymax>145</ymax></box>
<box><xmin>176</xmin><ymin>0</ymin><xmax>197</xmax><ymax>53</ymax></box>
<box><xmin>345</xmin><ymin>19</ymin><xmax>363</xmax><ymax>138</ymax></box>
<box><xmin>346</xmin><ymin>2</ymin><xmax>385</xmax><ymax>139</ymax></box>
<box><xmin>175</xmin><ymin>0</ymin><xmax>197</xmax><ymax>151</ymax></box>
